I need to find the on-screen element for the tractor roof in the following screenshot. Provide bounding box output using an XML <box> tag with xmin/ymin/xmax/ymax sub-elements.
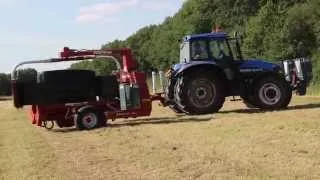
<box><xmin>183</xmin><ymin>32</ymin><xmax>227</xmax><ymax>42</ymax></box>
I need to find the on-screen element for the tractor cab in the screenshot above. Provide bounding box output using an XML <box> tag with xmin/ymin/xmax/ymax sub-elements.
<box><xmin>177</xmin><ymin>32</ymin><xmax>243</xmax><ymax>80</ymax></box>
<box><xmin>176</xmin><ymin>32</ymin><xmax>284</xmax><ymax>80</ymax></box>
<box><xmin>179</xmin><ymin>32</ymin><xmax>242</xmax><ymax>64</ymax></box>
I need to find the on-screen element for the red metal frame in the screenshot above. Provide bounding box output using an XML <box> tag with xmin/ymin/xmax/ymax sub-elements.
<box><xmin>12</xmin><ymin>47</ymin><xmax>164</xmax><ymax>128</ymax></box>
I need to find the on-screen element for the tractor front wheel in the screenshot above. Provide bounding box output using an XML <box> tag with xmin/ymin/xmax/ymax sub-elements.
<box><xmin>254</xmin><ymin>76</ymin><xmax>292</xmax><ymax>110</ymax></box>
<box><xmin>175</xmin><ymin>73</ymin><xmax>225</xmax><ymax>115</ymax></box>
<box><xmin>241</xmin><ymin>95</ymin><xmax>259</xmax><ymax>109</ymax></box>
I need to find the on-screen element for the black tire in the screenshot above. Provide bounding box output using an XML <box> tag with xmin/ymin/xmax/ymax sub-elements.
<box><xmin>168</xmin><ymin>80</ymin><xmax>183</xmax><ymax>114</ymax></box>
<box><xmin>169</xmin><ymin>104</ymin><xmax>183</xmax><ymax>114</ymax></box>
<box><xmin>241</xmin><ymin>95</ymin><xmax>259</xmax><ymax>109</ymax></box>
<box><xmin>75</xmin><ymin>108</ymin><xmax>105</xmax><ymax>130</ymax></box>
<box><xmin>175</xmin><ymin>72</ymin><xmax>225</xmax><ymax>115</ymax></box>
<box><xmin>253</xmin><ymin>76</ymin><xmax>292</xmax><ymax>110</ymax></box>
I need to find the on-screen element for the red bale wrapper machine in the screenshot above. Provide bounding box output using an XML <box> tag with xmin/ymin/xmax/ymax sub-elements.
<box><xmin>12</xmin><ymin>47</ymin><xmax>166</xmax><ymax>130</ymax></box>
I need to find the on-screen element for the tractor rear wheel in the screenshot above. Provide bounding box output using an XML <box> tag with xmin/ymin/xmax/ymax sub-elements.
<box><xmin>175</xmin><ymin>73</ymin><xmax>225</xmax><ymax>115</ymax></box>
<box><xmin>168</xmin><ymin>81</ymin><xmax>183</xmax><ymax>114</ymax></box>
<box><xmin>169</xmin><ymin>105</ymin><xmax>183</xmax><ymax>114</ymax></box>
<box><xmin>254</xmin><ymin>76</ymin><xmax>292</xmax><ymax>110</ymax></box>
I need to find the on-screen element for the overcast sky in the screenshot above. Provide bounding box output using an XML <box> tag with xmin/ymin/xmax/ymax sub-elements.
<box><xmin>0</xmin><ymin>0</ymin><xmax>185</xmax><ymax>73</ymax></box>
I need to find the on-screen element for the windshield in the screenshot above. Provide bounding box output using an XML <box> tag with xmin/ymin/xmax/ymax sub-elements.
<box><xmin>183</xmin><ymin>38</ymin><xmax>243</xmax><ymax>62</ymax></box>
<box><xmin>189</xmin><ymin>39</ymin><xmax>233</xmax><ymax>61</ymax></box>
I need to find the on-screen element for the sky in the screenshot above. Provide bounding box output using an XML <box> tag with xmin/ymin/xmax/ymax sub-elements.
<box><xmin>0</xmin><ymin>0</ymin><xmax>185</xmax><ymax>73</ymax></box>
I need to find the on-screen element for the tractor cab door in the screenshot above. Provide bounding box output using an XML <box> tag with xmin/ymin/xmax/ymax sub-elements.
<box><xmin>208</xmin><ymin>39</ymin><xmax>239</xmax><ymax>80</ymax></box>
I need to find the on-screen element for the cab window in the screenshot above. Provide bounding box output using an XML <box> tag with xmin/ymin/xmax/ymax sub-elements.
<box><xmin>191</xmin><ymin>40</ymin><xmax>208</xmax><ymax>60</ymax></box>
<box><xmin>209</xmin><ymin>40</ymin><xmax>231</xmax><ymax>60</ymax></box>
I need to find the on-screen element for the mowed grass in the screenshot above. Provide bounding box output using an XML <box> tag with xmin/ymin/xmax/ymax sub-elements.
<box><xmin>1</xmin><ymin>97</ymin><xmax>320</xmax><ymax>180</ymax></box>
<box><xmin>0</xmin><ymin>100</ymin><xmax>61</xmax><ymax>179</ymax></box>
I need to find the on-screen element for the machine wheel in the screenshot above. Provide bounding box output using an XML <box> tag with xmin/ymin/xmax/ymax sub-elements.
<box><xmin>75</xmin><ymin>108</ymin><xmax>105</xmax><ymax>130</ymax></box>
<box><xmin>254</xmin><ymin>76</ymin><xmax>292</xmax><ymax>110</ymax></box>
<box><xmin>175</xmin><ymin>72</ymin><xmax>225</xmax><ymax>115</ymax></box>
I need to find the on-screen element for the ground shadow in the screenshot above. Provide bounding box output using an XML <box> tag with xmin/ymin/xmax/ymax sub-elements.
<box><xmin>0</xmin><ymin>97</ymin><xmax>11</xmax><ymax>101</ymax></box>
<box><xmin>220</xmin><ymin>103</ymin><xmax>320</xmax><ymax>114</ymax></box>
<box><xmin>51</xmin><ymin>128</ymin><xmax>79</xmax><ymax>133</ymax></box>
<box><xmin>51</xmin><ymin>116</ymin><xmax>212</xmax><ymax>133</ymax></box>
<box><xmin>109</xmin><ymin>116</ymin><xmax>212</xmax><ymax>128</ymax></box>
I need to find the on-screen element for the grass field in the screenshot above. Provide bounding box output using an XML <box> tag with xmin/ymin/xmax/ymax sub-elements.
<box><xmin>1</xmin><ymin>96</ymin><xmax>320</xmax><ymax>180</ymax></box>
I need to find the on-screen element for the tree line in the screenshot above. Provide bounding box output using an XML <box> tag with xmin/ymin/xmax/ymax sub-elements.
<box><xmin>0</xmin><ymin>69</ymin><xmax>37</xmax><ymax>96</ymax></box>
<box><xmin>72</xmin><ymin>0</ymin><xmax>320</xmax><ymax>83</ymax></box>
<box><xmin>2</xmin><ymin>0</ymin><xmax>320</xmax><ymax>96</ymax></box>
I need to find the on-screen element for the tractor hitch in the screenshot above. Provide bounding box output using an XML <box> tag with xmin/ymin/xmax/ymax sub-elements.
<box><xmin>282</xmin><ymin>58</ymin><xmax>313</xmax><ymax>95</ymax></box>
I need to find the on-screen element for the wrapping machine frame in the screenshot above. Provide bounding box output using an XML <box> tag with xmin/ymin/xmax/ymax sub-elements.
<box><xmin>11</xmin><ymin>47</ymin><xmax>166</xmax><ymax>130</ymax></box>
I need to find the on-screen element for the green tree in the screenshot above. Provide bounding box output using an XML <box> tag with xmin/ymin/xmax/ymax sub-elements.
<box><xmin>69</xmin><ymin>0</ymin><xmax>320</xmax><ymax>84</ymax></box>
<box><xmin>70</xmin><ymin>59</ymin><xmax>118</xmax><ymax>76</ymax></box>
<box><xmin>243</xmin><ymin>1</ymin><xmax>287</xmax><ymax>60</ymax></box>
<box><xmin>16</xmin><ymin>68</ymin><xmax>38</xmax><ymax>82</ymax></box>
<box><xmin>283</xmin><ymin>2</ymin><xmax>317</xmax><ymax>58</ymax></box>
<box><xmin>0</xmin><ymin>73</ymin><xmax>11</xmax><ymax>96</ymax></box>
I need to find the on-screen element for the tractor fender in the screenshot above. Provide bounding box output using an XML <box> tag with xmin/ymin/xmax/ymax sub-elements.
<box><xmin>76</xmin><ymin>105</ymin><xmax>107</xmax><ymax>119</ymax></box>
<box><xmin>174</xmin><ymin>61</ymin><xmax>226</xmax><ymax>79</ymax></box>
<box><xmin>252</xmin><ymin>72</ymin><xmax>283</xmax><ymax>84</ymax></box>
<box><xmin>166</xmin><ymin>62</ymin><xmax>227</xmax><ymax>103</ymax></box>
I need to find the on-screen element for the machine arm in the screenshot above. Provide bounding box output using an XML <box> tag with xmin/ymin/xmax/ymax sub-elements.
<box><xmin>12</xmin><ymin>47</ymin><xmax>138</xmax><ymax>80</ymax></box>
<box><xmin>60</xmin><ymin>47</ymin><xmax>138</xmax><ymax>72</ymax></box>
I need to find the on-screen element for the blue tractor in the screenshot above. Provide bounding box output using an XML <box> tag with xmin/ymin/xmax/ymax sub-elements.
<box><xmin>165</xmin><ymin>32</ymin><xmax>313</xmax><ymax>114</ymax></box>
